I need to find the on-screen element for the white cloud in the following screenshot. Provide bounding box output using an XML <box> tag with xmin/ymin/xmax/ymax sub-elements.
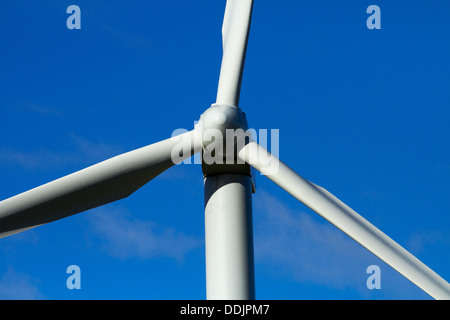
<box><xmin>25</xmin><ymin>103</ymin><xmax>62</xmax><ymax>116</ymax></box>
<box><xmin>0</xmin><ymin>268</ymin><xmax>45</xmax><ymax>300</ymax></box>
<box><xmin>253</xmin><ymin>191</ymin><xmax>386</xmax><ymax>289</ymax></box>
<box><xmin>0</xmin><ymin>148</ymin><xmax>72</xmax><ymax>170</ymax></box>
<box><xmin>406</xmin><ymin>231</ymin><xmax>449</xmax><ymax>255</ymax></box>
<box><xmin>87</xmin><ymin>206</ymin><xmax>202</xmax><ymax>261</ymax></box>
<box><xmin>253</xmin><ymin>190</ymin><xmax>433</xmax><ymax>299</ymax></box>
<box><xmin>0</xmin><ymin>134</ymin><xmax>124</xmax><ymax>171</ymax></box>
<box><xmin>68</xmin><ymin>133</ymin><xmax>125</xmax><ymax>164</ymax></box>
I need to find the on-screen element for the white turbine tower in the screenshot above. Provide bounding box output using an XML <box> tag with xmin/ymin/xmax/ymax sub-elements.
<box><xmin>0</xmin><ymin>0</ymin><xmax>449</xmax><ymax>300</ymax></box>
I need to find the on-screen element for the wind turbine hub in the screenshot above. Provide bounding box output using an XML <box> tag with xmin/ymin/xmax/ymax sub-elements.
<box><xmin>197</xmin><ymin>104</ymin><xmax>249</xmax><ymax>150</ymax></box>
<box><xmin>198</xmin><ymin>104</ymin><xmax>253</xmax><ymax>181</ymax></box>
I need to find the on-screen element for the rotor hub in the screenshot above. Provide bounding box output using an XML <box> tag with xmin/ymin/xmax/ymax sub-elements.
<box><xmin>197</xmin><ymin>104</ymin><xmax>249</xmax><ymax>147</ymax></box>
<box><xmin>197</xmin><ymin>104</ymin><xmax>254</xmax><ymax>183</ymax></box>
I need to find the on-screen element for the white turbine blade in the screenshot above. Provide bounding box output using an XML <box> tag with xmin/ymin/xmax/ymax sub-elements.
<box><xmin>238</xmin><ymin>141</ymin><xmax>450</xmax><ymax>300</ymax></box>
<box><xmin>216</xmin><ymin>0</ymin><xmax>253</xmax><ymax>107</ymax></box>
<box><xmin>0</xmin><ymin>130</ymin><xmax>202</xmax><ymax>239</ymax></box>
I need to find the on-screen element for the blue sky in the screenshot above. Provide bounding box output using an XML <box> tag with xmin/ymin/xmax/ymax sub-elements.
<box><xmin>0</xmin><ymin>0</ymin><xmax>449</xmax><ymax>300</ymax></box>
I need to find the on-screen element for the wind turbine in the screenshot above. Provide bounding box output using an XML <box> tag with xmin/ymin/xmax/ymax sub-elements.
<box><xmin>1</xmin><ymin>0</ymin><xmax>449</xmax><ymax>300</ymax></box>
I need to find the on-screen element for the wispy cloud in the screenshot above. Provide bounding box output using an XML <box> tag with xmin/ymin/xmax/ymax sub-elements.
<box><xmin>0</xmin><ymin>148</ymin><xmax>69</xmax><ymax>170</ymax></box>
<box><xmin>252</xmin><ymin>190</ymin><xmax>430</xmax><ymax>298</ymax></box>
<box><xmin>87</xmin><ymin>206</ymin><xmax>202</xmax><ymax>262</ymax></box>
<box><xmin>0</xmin><ymin>134</ymin><xmax>124</xmax><ymax>171</ymax></box>
<box><xmin>406</xmin><ymin>231</ymin><xmax>450</xmax><ymax>256</ymax></box>
<box><xmin>83</xmin><ymin>1</ymin><xmax>153</xmax><ymax>54</ymax></box>
<box><xmin>102</xmin><ymin>25</ymin><xmax>153</xmax><ymax>53</ymax></box>
<box><xmin>68</xmin><ymin>134</ymin><xmax>124</xmax><ymax>163</ymax></box>
<box><xmin>254</xmin><ymin>190</ymin><xmax>373</xmax><ymax>290</ymax></box>
<box><xmin>8</xmin><ymin>102</ymin><xmax>63</xmax><ymax>116</ymax></box>
<box><xmin>26</xmin><ymin>103</ymin><xmax>62</xmax><ymax>116</ymax></box>
<box><xmin>0</xmin><ymin>268</ymin><xmax>45</xmax><ymax>300</ymax></box>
